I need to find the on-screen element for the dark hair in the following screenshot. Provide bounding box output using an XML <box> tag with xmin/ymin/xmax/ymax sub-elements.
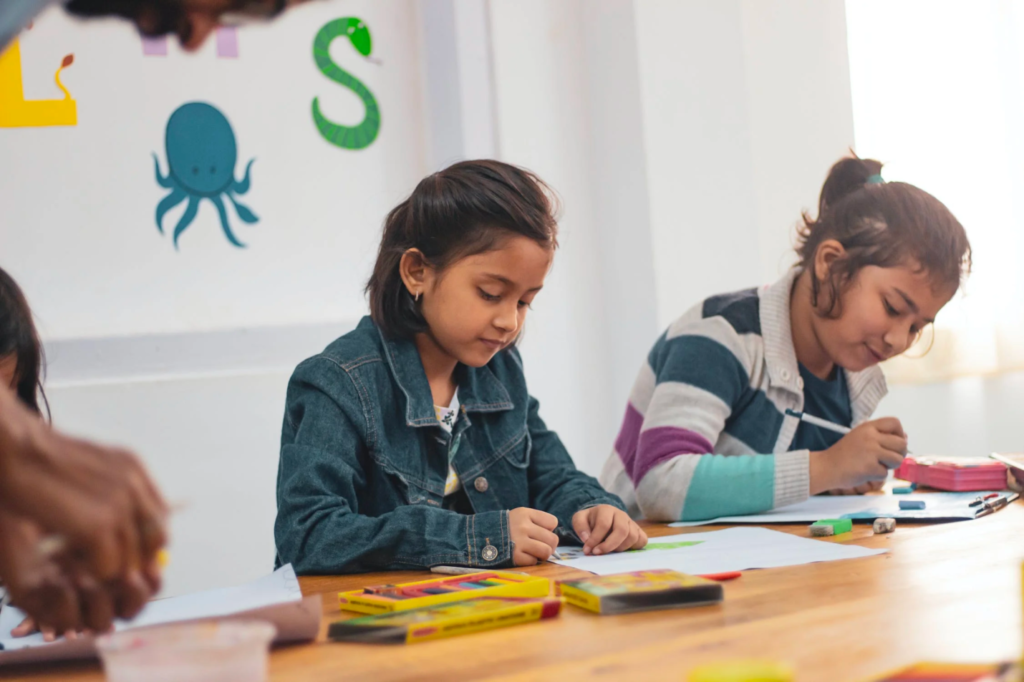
<box><xmin>796</xmin><ymin>153</ymin><xmax>972</xmax><ymax>317</ymax></box>
<box><xmin>366</xmin><ymin>159</ymin><xmax>559</xmax><ymax>339</ymax></box>
<box><xmin>0</xmin><ymin>267</ymin><xmax>48</xmax><ymax>417</ymax></box>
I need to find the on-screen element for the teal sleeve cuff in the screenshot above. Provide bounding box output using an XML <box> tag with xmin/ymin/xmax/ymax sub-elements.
<box><xmin>680</xmin><ymin>454</ymin><xmax>776</xmax><ymax>521</ymax></box>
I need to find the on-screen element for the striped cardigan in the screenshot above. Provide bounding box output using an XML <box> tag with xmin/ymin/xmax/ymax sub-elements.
<box><xmin>599</xmin><ymin>269</ymin><xmax>888</xmax><ymax>522</ymax></box>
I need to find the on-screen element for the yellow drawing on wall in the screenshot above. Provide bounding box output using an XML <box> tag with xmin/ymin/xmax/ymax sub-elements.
<box><xmin>0</xmin><ymin>39</ymin><xmax>76</xmax><ymax>128</ymax></box>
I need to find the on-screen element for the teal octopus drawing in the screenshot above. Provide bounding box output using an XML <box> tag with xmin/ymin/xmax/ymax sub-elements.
<box><xmin>312</xmin><ymin>17</ymin><xmax>381</xmax><ymax>150</ymax></box>
<box><xmin>153</xmin><ymin>102</ymin><xmax>258</xmax><ymax>250</ymax></box>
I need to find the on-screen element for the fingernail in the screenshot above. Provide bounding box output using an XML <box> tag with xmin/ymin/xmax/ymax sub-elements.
<box><xmin>579</xmin><ymin>531</ymin><xmax>590</xmax><ymax>542</ymax></box>
<box><xmin>593</xmin><ymin>548</ymin><xmax>603</xmax><ymax>556</ymax></box>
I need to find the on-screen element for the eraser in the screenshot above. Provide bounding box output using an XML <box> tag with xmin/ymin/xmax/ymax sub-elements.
<box><xmin>899</xmin><ymin>500</ymin><xmax>926</xmax><ymax>510</ymax></box>
<box><xmin>811</xmin><ymin>519</ymin><xmax>853</xmax><ymax>534</ymax></box>
<box><xmin>872</xmin><ymin>518</ymin><xmax>896</xmax><ymax>533</ymax></box>
<box><xmin>892</xmin><ymin>484</ymin><xmax>917</xmax><ymax>494</ymax></box>
<box><xmin>809</xmin><ymin>524</ymin><xmax>835</xmax><ymax>537</ymax></box>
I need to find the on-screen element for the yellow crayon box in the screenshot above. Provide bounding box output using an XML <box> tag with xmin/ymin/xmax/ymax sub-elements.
<box><xmin>558</xmin><ymin>569</ymin><xmax>724</xmax><ymax>615</ymax></box>
<box><xmin>338</xmin><ymin>571</ymin><xmax>550</xmax><ymax>614</ymax></box>
<box><xmin>328</xmin><ymin>597</ymin><xmax>562</xmax><ymax>644</ymax></box>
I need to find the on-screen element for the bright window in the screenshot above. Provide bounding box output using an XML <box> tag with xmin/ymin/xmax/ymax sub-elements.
<box><xmin>846</xmin><ymin>0</ymin><xmax>1024</xmax><ymax>382</ymax></box>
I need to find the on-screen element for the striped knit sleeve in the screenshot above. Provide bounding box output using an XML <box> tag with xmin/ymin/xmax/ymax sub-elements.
<box><xmin>625</xmin><ymin>318</ymin><xmax>796</xmax><ymax>522</ymax></box>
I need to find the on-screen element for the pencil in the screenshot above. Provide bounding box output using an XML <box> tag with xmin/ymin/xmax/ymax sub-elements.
<box><xmin>784</xmin><ymin>409</ymin><xmax>915</xmax><ymax>457</ymax></box>
<box><xmin>784</xmin><ymin>409</ymin><xmax>851</xmax><ymax>435</ymax></box>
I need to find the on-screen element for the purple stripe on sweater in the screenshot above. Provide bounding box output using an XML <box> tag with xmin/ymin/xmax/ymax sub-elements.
<box><xmin>614</xmin><ymin>403</ymin><xmax>645</xmax><ymax>474</ymax></box>
<box><xmin>629</xmin><ymin>426</ymin><xmax>715</xmax><ymax>486</ymax></box>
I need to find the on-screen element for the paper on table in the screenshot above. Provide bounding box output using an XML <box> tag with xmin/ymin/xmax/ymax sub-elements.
<box><xmin>550</xmin><ymin>527</ymin><xmax>886</xmax><ymax>576</ymax></box>
<box><xmin>667</xmin><ymin>491</ymin><xmax>1015</xmax><ymax>527</ymax></box>
<box><xmin>0</xmin><ymin>564</ymin><xmax>321</xmax><ymax>667</ymax></box>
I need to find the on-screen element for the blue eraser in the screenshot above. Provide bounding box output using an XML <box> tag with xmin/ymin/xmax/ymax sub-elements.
<box><xmin>899</xmin><ymin>500</ymin><xmax>926</xmax><ymax>510</ymax></box>
<box><xmin>893</xmin><ymin>484</ymin><xmax>917</xmax><ymax>494</ymax></box>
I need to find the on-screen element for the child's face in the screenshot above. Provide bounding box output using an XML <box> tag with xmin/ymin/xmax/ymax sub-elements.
<box><xmin>813</xmin><ymin>262</ymin><xmax>955</xmax><ymax>372</ymax></box>
<box><xmin>419</xmin><ymin>235</ymin><xmax>553</xmax><ymax>368</ymax></box>
<box><xmin>0</xmin><ymin>354</ymin><xmax>17</xmax><ymax>391</ymax></box>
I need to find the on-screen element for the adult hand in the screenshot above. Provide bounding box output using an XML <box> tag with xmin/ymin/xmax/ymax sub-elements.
<box><xmin>0</xmin><ymin>512</ymin><xmax>160</xmax><ymax>634</ymax></box>
<box><xmin>0</xmin><ymin>388</ymin><xmax>168</xmax><ymax>583</ymax></box>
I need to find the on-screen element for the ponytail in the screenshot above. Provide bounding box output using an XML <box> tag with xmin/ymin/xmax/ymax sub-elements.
<box><xmin>795</xmin><ymin>153</ymin><xmax>971</xmax><ymax>317</ymax></box>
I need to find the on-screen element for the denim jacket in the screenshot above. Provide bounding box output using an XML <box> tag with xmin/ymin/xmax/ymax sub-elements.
<box><xmin>274</xmin><ymin>317</ymin><xmax>625</xmax><ymax>574</ymax></box>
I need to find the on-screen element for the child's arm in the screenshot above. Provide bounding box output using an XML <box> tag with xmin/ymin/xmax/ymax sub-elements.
<box><xmin>526</xmin><ymin>394</ymin><xmax>648</xmax><ymax>555</ymax></box>
<box><xmin>630</xmin><ymin>330</ymin><xmax>808</xmax><ymax>522</ymax></box>
<box><xmin>522</xmin><ymin>395</ymin><xmax>636</xmax><ymax>541</ymax></box>
<box><xmin>274</xmin><ymin>359</ymin><xmax>513</xmax><ymax>574</ymax></box>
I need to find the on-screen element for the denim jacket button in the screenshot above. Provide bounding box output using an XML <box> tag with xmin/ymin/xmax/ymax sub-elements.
<box><xmin>481</xmin><ymin>544</ymin><xmax>498</xmax><ymax>561</ymax></box>
<box><xmin>474</xmin><ymin>476</ymin><xmax>489</xmax><ymax>493</ymax></box>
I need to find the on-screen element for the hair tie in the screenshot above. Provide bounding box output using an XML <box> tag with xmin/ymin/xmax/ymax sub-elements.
<box><xmin>866</xmin><ymin>173</ymin><xmax>885</xmax><ymax>185</ymax></box>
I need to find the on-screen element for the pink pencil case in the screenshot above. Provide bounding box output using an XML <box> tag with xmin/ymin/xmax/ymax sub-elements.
<box><xmin>895</xmin><ymin>456</ymin><xmax>1008</xmax><ymax>491</ymax></box>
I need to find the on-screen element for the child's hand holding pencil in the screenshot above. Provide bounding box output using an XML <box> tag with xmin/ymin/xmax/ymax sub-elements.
<box><xmin>809</xmin><ymin>417</ymin><xmax>908</xmax><ymax>495</ymax></box>
<box><xmin>509</xmin><ymin>508</ymin><xmax>560</xmax><ymax>566</ymax></box>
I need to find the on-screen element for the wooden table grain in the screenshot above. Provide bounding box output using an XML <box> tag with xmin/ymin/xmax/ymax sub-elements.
<box><xmin>5</xmin><ymin>502</ymin><xmax>1023</xmax><ymax>682</ymax></box>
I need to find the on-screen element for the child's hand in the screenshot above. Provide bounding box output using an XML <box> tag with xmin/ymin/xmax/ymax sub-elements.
<box><xmin>828</xmin><ymin>480</ymin><xmax>885</xmax><ymax>495</ymax></box>
<box><xmin>1009</xmin><ymin>467</ymin><xmax>1023</xmax><ymax>492</ymax></box>
<box><xmin>508</xmin><ymin>508</ymin><xmax>559</xmax><ymax>566</ymax></box>
<box><xmin>572</xmin><ymin>505</ymin><xmax>648</xmax><ymax>556</ymax></box>
<box><xmin>810</xmin><ymin>418</ymin><xmax>907</xmax><ymax>494</ymax></box>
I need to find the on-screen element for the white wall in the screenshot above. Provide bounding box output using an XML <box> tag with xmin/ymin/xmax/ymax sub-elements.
<box><xmin>634</xmin><ymin>0</ymin><xmax>857</xmax><ymax>327</ymax></box>
<box><xmin>487</xmin><ymin>0</ymin><xmax>660</xmax><ymax>475</ymax></box>
<box><xmin>41</xmin><ymin>323</ymin><xmax>351</xmax><ymax>598</ymax></box>
<box><xmin>47</xmin><ymin>370</ymin><xmax>292</xmax><ymax>595</ymax></box>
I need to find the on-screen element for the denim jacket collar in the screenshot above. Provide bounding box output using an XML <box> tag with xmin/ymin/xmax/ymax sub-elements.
<box><xmin>373</xmin><ymin>320</ymin><xmax>515</xmax><ymax>428</ymax></box>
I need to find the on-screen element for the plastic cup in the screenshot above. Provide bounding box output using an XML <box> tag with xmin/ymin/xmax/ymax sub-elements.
<box><xmin>96</xmin><ymin>620</ymin><xmax>276</xmax><ymax>682</ymax></box>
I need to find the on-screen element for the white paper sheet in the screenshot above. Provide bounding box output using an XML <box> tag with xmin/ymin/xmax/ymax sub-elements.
<box><xmin>0</xmin><ymin>564</ymin><xmax>321</xmax><ymax>666</ymax></box>
<box><xmin>667</xmin><ymin>491</ymin><xmax>1013</xmax><ymax>527</ymax></box>
<box><xmin>550</xmin><ymin>527</ymin><xmax>887</xmax><ymax>576</ymax></box>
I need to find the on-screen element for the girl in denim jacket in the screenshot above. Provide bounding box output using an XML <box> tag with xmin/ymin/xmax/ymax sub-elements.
<box><xmin>275</xmin><ymin>160</ymin><xmax>646</xmax><ymax>573</ymax></box>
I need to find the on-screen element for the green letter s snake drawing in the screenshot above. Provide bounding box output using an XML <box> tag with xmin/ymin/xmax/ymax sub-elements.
<box><xmin>311</xmin><ymin>17</ymin><xmax>381</xmax><ymax>150</ymax></box>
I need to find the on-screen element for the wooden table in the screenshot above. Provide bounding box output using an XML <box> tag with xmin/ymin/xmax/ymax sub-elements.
<box><xmin>6</xmin><ymin>502</ymin><xmax>1024</xmax><ymax>681</ymax></box>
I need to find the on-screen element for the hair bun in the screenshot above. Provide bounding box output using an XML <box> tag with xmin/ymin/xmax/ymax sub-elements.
<box><xmin>817</xmin><ymin>154</ymin><xmax>884</xmax><ymax>218</ymax></box>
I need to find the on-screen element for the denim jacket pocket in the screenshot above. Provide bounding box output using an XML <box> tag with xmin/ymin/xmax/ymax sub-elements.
<box><xmin>504</xmin><ymin>428</ymin><xmax>531</xmax><ymax>470</ymax></box>
<box><xmin>458</xmin><ymin>426</ymin><xmax>530</xmax><ymax>484</ymax></box>
<box><xmin>366</xmin><ymin>431</ymin><xmax>446</xmax><ymax>498</ymax></box>
<box><xmin>484</xmin><ymin>427</ymin><xmax>531</xmax><ymax>471</ymax></box>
